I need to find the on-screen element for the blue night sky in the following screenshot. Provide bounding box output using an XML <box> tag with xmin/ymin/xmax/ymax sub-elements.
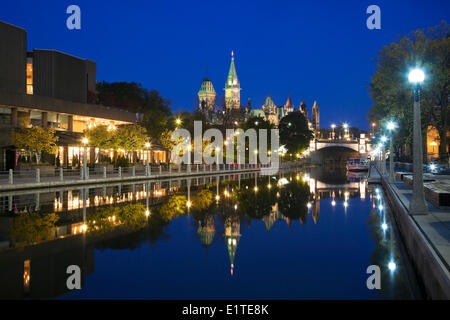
<box><xmin>1</xmin><ymin>0</ymin><xmax>449</xmax><ymax>129</ymax></box>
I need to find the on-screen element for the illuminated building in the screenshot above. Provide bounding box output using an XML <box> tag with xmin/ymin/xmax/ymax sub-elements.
<box><xmin>197</xmin><ymin>78</ymin><xmax>216</xmax><ymax>122</ymax></box>
<box><xmin>0</xmin><ymin>21</ymin><xmax>138</xmax><ymax>170</ymax></box>
<box><xmin>224</xmin><ymin>51</ymin><xmax>241</xmax><ymax>110</ymax></box>
<box><xmin>224</xmin><ymin>214</ymin><xmax>241</xmax><ymax>276</ymax></box>
<box><xmin>197</xmin><ymin>214</ymin><xmax>216</xmax><ymax>247</ymax></box>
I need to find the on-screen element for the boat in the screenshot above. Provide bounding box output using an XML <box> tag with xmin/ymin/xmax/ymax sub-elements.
<box><xmin>346</xmin><ymin>158</ymin><xmax>369</xmax><ymax>172</ymax></box>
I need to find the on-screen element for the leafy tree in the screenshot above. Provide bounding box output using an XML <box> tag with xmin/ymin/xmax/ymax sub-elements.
<box><xmin>115</xmin><ymin>124</ymin><xmax>148</xmax><ymax>162</ymax></box>
<box><xmin>87</xmin><ymin>203</ymin><xmax>148</xmax><ymax>235</ymax></box>
<box><xmin>12</xmin><ymin>126</ymin><xmax>59</xmax><ymax>164</ymax></box>
<box><xmin>158</xmin><ymin>195</ymin><xmax>187</xmax><ymax>221</ymax></box>
<box><xmin>9</xmin><ymin>212</ymin><xmax>59</xmax><ymax>248</ymax></box>
<box><xmin>84</xmin><ymin>125</ymin><xmax>117</xmax><ymax>162</ymax></box>
<box><xmin>278</xmin><ymin>180</ymin><xmax>311</xmax><ymax>221</ymax></box>
<box><xmin>279</xmin><ymin>111</ymin><xmax>313</xmax><ymax>154</ymax></box>
<box><xmin>96</xmin><ymin>81</ymin><xmax>172</xmax><ymax>141</ymax></box>
<box><xmin>368</xmin><ymin>21</ymin><xmax>449</xmax><ymax>160</ymax></box>
<box><xmin>192</xmin><ymin>189</ymin><xmax>213</xmax><ymax>211</ymax></box>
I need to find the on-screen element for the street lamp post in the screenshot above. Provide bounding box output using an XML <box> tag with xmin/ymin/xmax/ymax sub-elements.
<box><xmin>82</xmin><ymin>137</ymin><xmax>88</xmax><ymax>180</ymax></box>
<box><xmin>331</xmin><ymin>124</ymin><xmax>336</xmax><ymax>140</ymax></box>
<box><xmin>387</xmin><ymin>121</ymin><xmax>397</xmax><ymax>183</ymax></box>
<box><xmin>343</xmin><ymin>123</ymin><xmax>349</xmax><ymax>140</ymax></box>
<box><xmin>408</xmin><ymin>68</ymin><xmax>428</xmax><ymax>215</ymax></box>
<box><xmin>381</xmin><ymin>136</ymin><xmax>387</xmax><ymax>176</ymax></box>
<box><xmin>215</xmin><ymin>147</ymin><xmax>220</xmax><ymax>171</ymax></box>
<box><xmin>145</xmin><ymin>142</ymin><xmax>151</xmax><ymax>176</ymax></box>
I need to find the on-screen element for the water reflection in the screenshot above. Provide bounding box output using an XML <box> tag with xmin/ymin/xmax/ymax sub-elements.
<box><xmin>0</xmin><ymin>169</ymin><xmax>419</xmax><ymax>299</ymax></box>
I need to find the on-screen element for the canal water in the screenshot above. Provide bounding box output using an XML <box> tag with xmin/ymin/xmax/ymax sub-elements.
<box><xmin>0</xmin><ymin>167</ymin><xmax>421</xmax><ymax>299</ymax></box>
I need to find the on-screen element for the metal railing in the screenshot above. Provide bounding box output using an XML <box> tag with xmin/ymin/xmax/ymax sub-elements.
<box><xmin>0</xmin><ymin>162</ymin><xmax>284</xmax><ymax>188</ymax></box>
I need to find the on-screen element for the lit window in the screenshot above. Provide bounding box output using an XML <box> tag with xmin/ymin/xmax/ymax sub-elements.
<box><xmin>26</xmin><ymin>63</ymin><xmax>33</xmax><ymax>95</ymax></box>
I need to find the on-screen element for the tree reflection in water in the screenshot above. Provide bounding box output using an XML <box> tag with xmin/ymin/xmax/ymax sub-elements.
<box><xmin>9</xmin><ymin>212</ymin><xmax>59</xmax><ymax>249</ymax></box>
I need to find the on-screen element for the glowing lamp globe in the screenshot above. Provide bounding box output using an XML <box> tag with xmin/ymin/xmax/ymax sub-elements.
<box><xmin>387</xmin><ymin>121</ymin><xmax>396</xmax><ymax>131</ymax></box>
<box><xmin>408</xmin><ymin>69</ymin><xmax>425</xmax><ymax>84</ymax></box>
<box><xmin>388</xmin><ymin>261</ymin><xmax>396</xmax><ymax>271</ymax></box>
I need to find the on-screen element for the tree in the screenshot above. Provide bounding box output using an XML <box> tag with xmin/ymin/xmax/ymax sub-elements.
<box><xmin>368</xmin><ymin>21</ymin><xmax>449</xmax><ymax>160</ymax></box>
<box><xmin>115</xmin><ymin>124</ymin><xmax>148</xmax><ymax>162</ymax></box>
<box><xmin>10</xmin><ymin>212</ymin><xmax>59</xmax><ymax>248</ymax></box>
<box><xmin>279</xmin><ymin>111</ymin><xmax>313</xmax><ymax>154</ymax></box>
<box><xmin>96</xmin><ymin>81</ymin><xmax>173</xmax><ymax>141</ymax></box>
<box><xmin>12</xmin><ymin>126</ymin><xmax>59</xmax><ymax>164</ymax></box>
<box><xmin>84</xmin><ymin>125</ymin><xmax>117</xmax><ymax>162</ymax></box>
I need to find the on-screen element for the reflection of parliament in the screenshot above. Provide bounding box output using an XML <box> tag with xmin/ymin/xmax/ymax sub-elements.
<box><xmin>198</xmin><ymin>52</ymin><xmax>320</xmax><ymax>129</ymax></box>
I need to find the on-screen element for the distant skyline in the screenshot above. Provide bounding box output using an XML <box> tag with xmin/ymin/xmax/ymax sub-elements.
<box><xmin>1</xmin><ymin>0</ymin><xmax>449</xmax><ymax>130</ymax></box>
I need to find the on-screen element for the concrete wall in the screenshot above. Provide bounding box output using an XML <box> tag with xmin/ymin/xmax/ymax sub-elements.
<box><xmin>0</xmin><ymin>89</ymin><xmax>137</xmax><ymax>123</ymax></box>
<box><xmin>0</xmin><ymin>21</ymin><xmax>26</xmax><ymax>95</ymax></box>
<box><xmin>33</xmin><ymin>49</ymin><xmax>95</xmax><ymax>104</ymax></box>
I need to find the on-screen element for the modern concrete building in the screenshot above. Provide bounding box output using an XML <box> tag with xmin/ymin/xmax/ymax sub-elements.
<box><xmin>0</xmin><ymin>20</ymin><xmax>140</xmax><ymax>170</ymax></box>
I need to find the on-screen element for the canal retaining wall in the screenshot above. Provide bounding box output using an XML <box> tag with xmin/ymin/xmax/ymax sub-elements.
<box><xmin>381</xmin><ymin>176</ymin><xmax>450</xmax><ymax>299</ymax></box>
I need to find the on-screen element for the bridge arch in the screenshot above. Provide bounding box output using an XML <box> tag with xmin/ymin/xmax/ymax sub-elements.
<box><xmin>310</xmin><ymin>145</ymin><xmax>360</xmax><ymax>165</ymax></box>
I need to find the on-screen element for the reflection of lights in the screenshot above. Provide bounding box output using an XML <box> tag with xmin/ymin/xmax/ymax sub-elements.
<box><xmin>307</xmin><ymin>202</ymin><xmax>312</xmax><ymax>209</ymax></box>
<box><xmin>388</xmin><ymin>261</ymin><xmax>396</xmax><ymax>272</ymax></box>
<box><xmin>234</xmin><ymin>204</ymin><xmax>237</xmax><ymax>210</ymax></box>
<box><xmin>81</xmin><ymin>224</ymin><xmax>87</xmax><ymax>232</ymax></box>
<box><xmin>376</xmin><ymin>195</ymin><xmax>381</xmax><ymax>200</ymax></box>
<box><xmin>145</xmin><ymin>210</ymin><xmax>150</xmax><ymax>217</ymax></box>
<box><xmin>381</xmin><ymin>223</ymin><xmax>388</xmax><ymax>231</ymax></box>
<box><xmin>254</xmin><ymin>186</ymin><xmax>258</xmax><ymax>192</ymax></box>
<box><xmin>331</xmin><ymin>200</ymin><xmax>336</xmax><ymax>206</ymax></box>
<box><xmin>343</xmin><ymin>201</ymin><xmax>348</xmax><ymax>208</ymax></box>
<box><xmin>267</xmin><ymin>183</ymin><xmax>272</xmax><ymax>189</ymax></box>
<box><xmin>215</xmin><ymin>195</ymin><xmax>220</xmax><ymax>201</ymax></box>
<box><xmin>378</xmin><ymin>204</ymin><xmax>384</xmax><ymax>211</ymax></box>
<box><xmin>186</xmin><ymin>201</ymin><xmax>191</xmax><ymax>208</ymax></box>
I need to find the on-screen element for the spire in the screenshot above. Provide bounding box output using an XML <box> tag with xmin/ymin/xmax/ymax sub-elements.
<box><xmin>227</xmin><ymin>51</ymin><xmax>239</xmax><ymax>85</ymax></box>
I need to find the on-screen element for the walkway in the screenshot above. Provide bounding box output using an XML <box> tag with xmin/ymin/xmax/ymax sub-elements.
<box><xmin>0</xmin><ymin>163</ymin><xmax>299</xmax><ymax>192</ymax></box>
<box><xmin>376</xmin><ymin>165</ymin><xmax>450</xmax><ymax>299</ymax></box>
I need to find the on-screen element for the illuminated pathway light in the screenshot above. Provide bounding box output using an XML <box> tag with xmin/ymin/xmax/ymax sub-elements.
<box><xmin>388</xmin><ymin>261</ymin><xmax>397</xmax><ymax>272</ymax></box>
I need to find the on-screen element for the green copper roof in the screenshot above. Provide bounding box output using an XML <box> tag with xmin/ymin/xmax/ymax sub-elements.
<box><xmin>249</xmin><ymin>109</ymin><xmax>266</xmax><ymax>118</ymax></box>
<box><xmin>198</xmin><ymin>78</ymin><xmax>216</xmax><ymax>94</ymax></box>
<box><xmin>277</xmin><ymin>106</ymin><xmax>286</xmax><ymax>118</ymax></box>
<box><xmin>263</xmin><ymin>96</ymin><xmax>275</xmax><ymax>107</ymax></box>
<box><xmin>226</xmin><ymin>53</ymin><xmax>239</xmax><ymax>87</ymax></box>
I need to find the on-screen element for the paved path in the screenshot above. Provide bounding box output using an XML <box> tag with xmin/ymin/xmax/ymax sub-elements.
<box><xmin>376</xmin><ymin>165</ymin><xmax>450</xmax><ymax>298</ymax></box>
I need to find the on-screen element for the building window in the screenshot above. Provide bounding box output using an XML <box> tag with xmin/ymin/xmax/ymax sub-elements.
<box><xmin>26</xmin><ymin>62</ymin><xmax>33</xmax><ymax>95</ymax></box>
<box><xmin>0</xmin><ymin>107</ymin><xmax>11</xmax><ymax>125</ymax></box>
<box><xmin>47</xmin><ymin>112</ymin><xmax>69</xmax><ymax>130</ymax></box>
<box><xmin>30</xmin><ymin>111</ymin><xmax>42</xmax><ymax>127</ymax></box>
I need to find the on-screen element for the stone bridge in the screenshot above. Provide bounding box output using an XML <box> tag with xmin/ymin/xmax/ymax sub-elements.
<box><xmin>309</xmin><ymin>135</ymin><xmax>372</xmax><ymax>164</ymax></box>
